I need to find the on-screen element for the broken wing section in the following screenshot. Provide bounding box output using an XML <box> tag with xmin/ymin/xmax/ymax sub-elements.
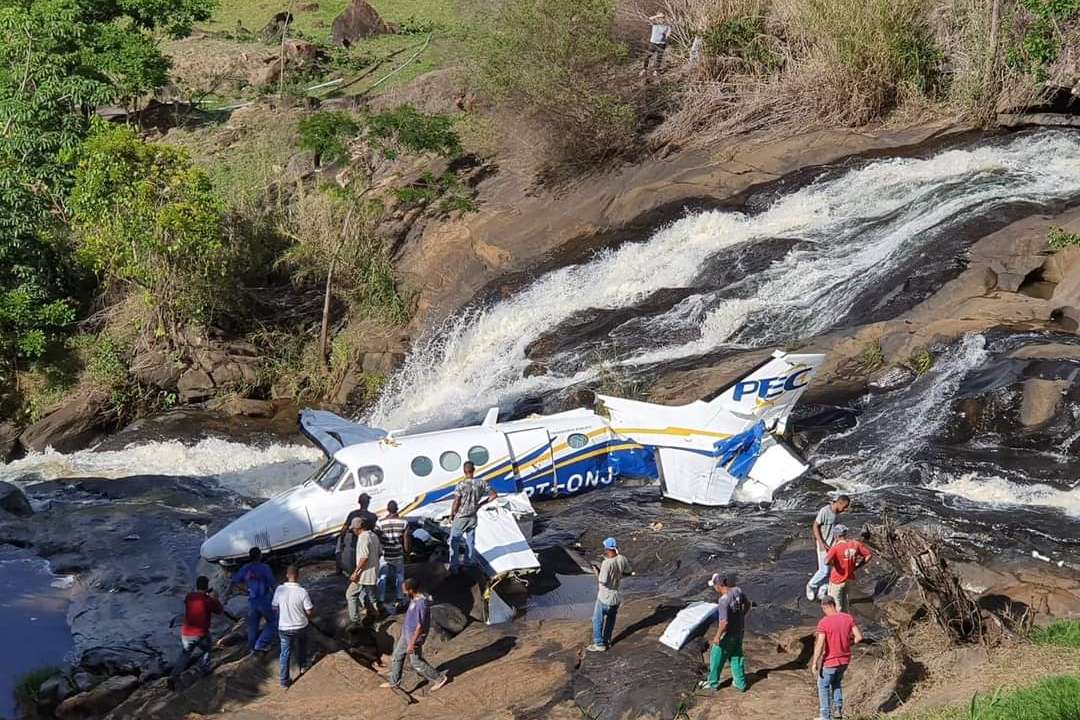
<box><xmin>473</xmin><ymin>492</ymin><xmax>541</xmax><ymax>578</ymax></box>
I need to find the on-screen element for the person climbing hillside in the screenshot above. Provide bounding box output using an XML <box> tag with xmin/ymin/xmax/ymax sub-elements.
<box><xmin>640</xmin><ymin>12</ymin><xmax>672</xmax><ymax>78</ymax></box>
<box><xmin>169</xmin><ymin>575</ymin><xmax>237</xmax><ymax>687</ymax></box>
<box><xmin>228</xmin><ymin>547</ymin><xmax>277</xmax><ymax>654</ymax></box>
<box><xmin>824</xmin><ymin>525</ymin><xmax>872</xmax><ymax>612</ymax></box>
<box><xmin>698</xmin><ymin>573</ymin><xmax>749</xmax><ymax>692</ymax></box>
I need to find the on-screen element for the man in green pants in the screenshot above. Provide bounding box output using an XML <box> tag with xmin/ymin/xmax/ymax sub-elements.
<box><xmin>699</xmin><ymin>573</ymin><xmax>749</xmax><ymax>692</ymax></box>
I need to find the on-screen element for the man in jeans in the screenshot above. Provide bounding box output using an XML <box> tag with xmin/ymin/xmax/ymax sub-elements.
<box><xmin>346</xmin><ymin>515</ymin><xmax>381</xmax><ymax>622</ymax></box>
<box><xmin>824</xmin><ymin>525</ymin><xmax>872</xmax><ymax>612</ymax></box>
<box><xmin>272</xmin><ymin>565</ymin><xmax>314</xmax><ymax>688</ymax></box>
<box><xmin>587</xmin><ymin>537</ymin><xmax>632</xmax><ymax>652</ymax></box>
<box><xmin>699</xmin><ymin>573</ymin><xmax>749</xmax><ymax>692</ymax></box>
<box><xmin>377</xmin><ymin>500</ymin><xmax>411</xmax><ymax>613</ymax></box>
<box><xmin>639</xmin><ymin>12</ymin><xmax>672</xmax><ymax>77</ymax></box>
<box><xmin>379</xmin><ymin>578</ymin><xmax>449</xmax><ymax>692</ymax></box>
<box><xmin>806</xmin><ymin>495</ymin><xmax>850</xmax><ymax>602</ymax></box>
<box><xmin>448</xmin><ymin>461</ymin><xmax>496</xmax><ymax>572</ymax></box>
<box><xmin>228</xmin><ymin>547</ymin><xmax>277</xmax><ymax>652</ymax></box>
<box><xmin>170</xmin><ymin>576</ymin><xmax>236</xmax><ymax>686</ymax></box>
<box><xmin>812</xmin><ymin>594</ymin><xmax>863</xmax><ymax>720</ymax></box>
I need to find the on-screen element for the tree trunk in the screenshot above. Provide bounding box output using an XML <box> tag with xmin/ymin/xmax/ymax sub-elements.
<box><xmin>319</xmin><ymin>207</ymin><xmax>354</xmax><ymax>365</ymax></box>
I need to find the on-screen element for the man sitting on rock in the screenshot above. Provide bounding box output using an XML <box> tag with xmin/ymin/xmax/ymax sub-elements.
<box><xmin>169</xmin><ymin>575</ymin><xmax>237</xmax><ymax>687</ymax></box>
<box><xmin>379</xmin><ymin>578</ymin><xmax>449</xmax><ymax>692</ymax></box>
<box><xmin>824</xmin><ymin>525</ymin><xmax>871</xmax><ymax>612</ymax></box>
<box><xmin>228</xmin><ymin>547</ymin><xmax>277</xmax><ymax>653</ymax></box>
<box><xmin>812</xmin><ymin>594</ymin><xmax>863</xmax><ymax>720</ymax></box>
<box><xmin>698</xmin><ymin>573</ymin><xmax>749</xmax><ymax>692</ymax></box>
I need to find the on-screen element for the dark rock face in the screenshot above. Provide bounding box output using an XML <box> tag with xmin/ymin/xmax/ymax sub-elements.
<box><xmin>331</xmin><ymin>0</ymin><xmax>390</xmax><ymax>47</ymax></box>
<box><xmin>18</xmin><ymin>390</ymin><xmax>110</xmax><ymax>454</ymax></box>
<box><xmin>259</xmin><ymin>11</ymin><xmax>293</xmax><ymax>42</ymax></box>
<box><xmin>0</xmin><ymin>481</ymin><xmax>32</xmax><ymax>516</ymax></box>
<box><xmin>0</xmin><ymin>421</ymin><xmax>18</xmax><ymax>462</ymax></box>
<box><xmin>55</xmin><ymin>675</ymin><xmax>139</xmax><ymax>719</ymax></box>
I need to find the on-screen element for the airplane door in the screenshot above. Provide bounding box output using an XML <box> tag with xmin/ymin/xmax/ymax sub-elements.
<box><xmin>505</xmin><ymin>428</ymin><xmax>557</xmax><ymax>496</ymax></box>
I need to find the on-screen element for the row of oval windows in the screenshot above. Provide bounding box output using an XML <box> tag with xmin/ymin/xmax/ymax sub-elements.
<box><xmin>409</xmin><ymin>433</ymin><xmax>590</xmax><ymax>477</ymax></box>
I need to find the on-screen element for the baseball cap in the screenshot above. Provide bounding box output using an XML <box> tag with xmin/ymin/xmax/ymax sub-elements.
<box><xmin>708</xmin><ymin>573</ymin><xmax>721</xmax><ymax>588</ymax></box>
<box><xmin>603</xmin><ymin>537</ymin><xmax>618</xmax><ymax>550</ymax></box>
<box><xmin>832</xmin><ymin>524</ymin><xmax>849</xmax><ymax>539</ymax></box>
<box><xmin>349</xmin><ymin>517</ymin><xmax>363</xmax><ymax>530</ymax></box>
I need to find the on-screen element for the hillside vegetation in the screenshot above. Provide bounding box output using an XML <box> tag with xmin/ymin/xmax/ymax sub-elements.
<box><xmin>1</xmin><ymin>0</ymin><xmax>1077</xmax><ymax>442</ymax></box>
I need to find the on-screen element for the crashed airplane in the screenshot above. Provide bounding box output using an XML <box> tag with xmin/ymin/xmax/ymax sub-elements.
<box><xmin>200</xmin><ymin>350</ymin><xmax>825</xmax><ymax>569</ymax></box>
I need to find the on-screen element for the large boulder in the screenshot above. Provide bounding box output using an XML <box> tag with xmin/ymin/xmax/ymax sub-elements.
<box><xmin>18</xmin><ymin>390</ymin><xmax>109</xmax><ymax>453</ymax></box>
<box><xmin>129</xmin><ymin>350</ymin><xmax>183</xmax><ymax>391</ymax></box>
<box><xmin>0</xmin><ymin>421</ymin><xmax>17</xmax><ymax>462</ymax></box>
<box><xmin>177</xmin><ymin>368</ymin><xmax>214</xmax><ymax>403</ymax></box>
<box><xmin>330</xmin><ymin>0</ymin><xmax>390</xmax><ymax>47</ymax></box>
<box><xmin>1019</xmin><ymin>377</ymin><xmax>1069</xmax><ymax>427</ymax></box>
<box><xmin>0</xmin><ymin>481</ymin><xmax>32</xmax><ymax>517</ymax></box>
<box><xmin>55</xmin><ymin>675</ymin><xmax>139</xmax><ymax>719</ymax></box>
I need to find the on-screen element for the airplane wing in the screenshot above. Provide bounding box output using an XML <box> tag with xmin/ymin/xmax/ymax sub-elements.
<box><xmin>299</xmin><ymin>409</ymin><xmax>388</xmax><ymax>457</ymax></box>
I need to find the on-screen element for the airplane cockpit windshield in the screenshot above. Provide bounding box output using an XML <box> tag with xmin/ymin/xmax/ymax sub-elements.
<box><xmin>310</xmin><ymin>460</ymin><xmax>347</xmax><ymax>491</ymax></box>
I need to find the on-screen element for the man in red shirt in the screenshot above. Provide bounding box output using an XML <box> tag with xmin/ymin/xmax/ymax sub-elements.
<box><xmin>812</xmin><ymin>595</ymin><xmax>863</xmax><ymax>720</ymax></box>
<box><xmin>823</xmin><ymin>525</ymin><xmax>871</xmax><ymax>612</ymax></box>
<box><xmin>170</xmin><ymin>576</ymin><xmax>236</xmax><ymax>685</ymax></box>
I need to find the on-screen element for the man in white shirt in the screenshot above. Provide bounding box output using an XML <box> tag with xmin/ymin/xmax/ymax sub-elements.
<box><xmin>640</xmin><ymin>13</ymin><xmax>672</xmax><ymax>77</ymax></box>
<box><xmin>272</xmin><ymin>565</ymin><xmax>314</xmax><ymax>688</ymax></box>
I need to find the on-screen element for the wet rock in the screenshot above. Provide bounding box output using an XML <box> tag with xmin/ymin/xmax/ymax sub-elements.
<box><xmin>206</xmin><ymin>397</ymin><xmax>276</xmax><ymax>418</ymax></box>
<box><xmin>19</xmin><ymin>390</ymin><xmax>110</xmax><ymax>453</ymax></box>
<box><xmin>73</xmin><ymin>672</ymin><xmax>94</xmax><ymax>693</ymax></box>
<box><xmin>0</xmin><ymin>481</ymin><xmax>32</xmax><ymax>517</ymax></box>
<box><xmin>331</xmin><ymin>0</ymin><xmax>390</xmax><ymax>47</ymax></box>
<box><xmin>990</xmin><ymin>254</ymin><xmax>1046</xmax><ymax>293</ymax></box>
<box><xmin>0</xmin><ymin>421</ymin><xmax>18</xmax><ymax>462</ymax></box>
<box><xmin>1019</xmin><ymin>377</ymin><xmax>1068</xmax><ymax>427</ymax></box>
<box><xmin>177</xmin><ymin>369</ymin><xmax>214</xmax><ymax>403</ymax></box>
<box><xmin>79</xmin><ymin>648</ymin><xmax>151</xmax><ymax>677</ymax></box>
<box><xmin>431</xmin><ymin>602</ymin><xmax>468</xmax><ymax>638</ymax></box>
<box><xmin>867</xmin><ymin>365</ymin><xmax>916</xmax><ymax>393</ymax></box>
<box><xmin>55</xmin><ymin>675</ymin><xmax>139</xmax><ymax>719</ymax></box>
<box><xmin>39</xmin><ymin>673</ymin><xmax>76</xmax><ymax>704</ymax></box>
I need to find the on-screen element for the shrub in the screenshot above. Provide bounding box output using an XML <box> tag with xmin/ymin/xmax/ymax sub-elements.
<box><xmin>468</xmin><ymin>0</ymin><xmax>636</xmax><ymax>167</ymax></box>
<box><xmin>856</xmin><ymin>341</ymin><xmax>886</xmax><ymax>373</ymax></box>
<box><xmin>298</xmin><ymin>111</ymin><xmax>361</xmax><ymax>166</ymax></box>
<box><xmin>14</xmin><ymin>665</ymin><xmax>64</xmax><ymax>710</ymax></box>
<box><xmin>393</xmin><ymin>171</ymin><xmax>477</xmax><ymax>214</ymax></box>
<box><xmin>1048</xmin><ymin>226</ymin><xmax>1080</xmax><ymax>249</ymax></box>
<box><xmin>364</xmin><ymin>106</ymin><xmax>462</xmax><ymax>158</ymax></box>
<box><xmin>1007</xmin><ymin>0</ymin><xmax>1080</xmax><ymax>81</ymax></box>
<box><xmin>69</xmin><ymin>125</ymin><xmax>230</xmax><ymax>328</ymax></box>
<box><xmin>1031</xmin><ymin>619</ymin><xmax>1080</xmax><ymax>649</ymax></box>
<box><xmin>702</xmin><ymin>15</ymin><xmax>783</xmax><ymax>74</ymax></box>
<box><xmin>905</xmin><ymin>348</ymin><xmax>934</xmax><ymax>376</ymax></box>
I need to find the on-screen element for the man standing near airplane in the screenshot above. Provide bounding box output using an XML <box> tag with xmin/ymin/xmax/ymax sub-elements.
<box><xmin>806</xmin><ymin>495</ymin><xmax>850</xmax><ymax>601</ymax></box>
<box><xmin>448</xmin><ymin>461</ymin><xmax>497</xmax><ymax>572</ymax></box>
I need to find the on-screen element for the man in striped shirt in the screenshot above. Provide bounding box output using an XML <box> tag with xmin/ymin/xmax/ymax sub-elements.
<box><xmin>377</xmin><ymin>500</ymin><xmax>411</xmax><ymax>613</ymax></box>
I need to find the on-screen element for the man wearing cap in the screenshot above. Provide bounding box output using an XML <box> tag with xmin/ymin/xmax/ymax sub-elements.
<box><xmin>587</xmin><ymin>537</ymin><xmax>632</xmax><ymax>652</ymax></box>
<box><xmin>823</xmin><ymin>525</ymin><xmax>871</xmax><ymax>612</ymax></box>
<box><xmin>812</xmin><ymin>594</ymin><xmax>863</xmax><ymax>720</ymax></box>
<box><xmin>338</xmin><ymin>493</ymin><xmax>376</xmax><ymax>575</ymax></box>
<box><xmin>806</xmin><ymin>495</ymin><xmax>851</xmax><ymax>602</ymax></box>
<box><xmin>699</xmin><ymin>574</ymin><xmax>749</xmax><ymax>692</ymax></box>
<box><xmin>346</xmin><ymin>515</ymin><xmax>382</xmax><ymax>622</ymax></box>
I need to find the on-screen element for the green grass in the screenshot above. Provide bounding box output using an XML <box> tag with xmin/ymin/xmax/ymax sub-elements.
<box><xmin>879</xmin><ymin>675</ymin><xmax>1080</xmax><ymax>720</ymax></box>
<box><xmin>14</xmin><ymin>665</ymin><xmax>64</xmax><ymax>709</ymax></box>
<box><xmin>1032</xmin><ymin>620</ymin><xmax>1080</xmax><ymax>649</ymax></box>
<box><xmin>1048</xmin><ymin>226</ymin><xmax>1080</xmax><ymax>250</ymax></box>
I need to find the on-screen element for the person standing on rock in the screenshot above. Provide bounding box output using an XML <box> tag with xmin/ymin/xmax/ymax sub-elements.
<box><xmin>273</xmin><ymin>565</ymin><xmax>314</xmax><ymax>688</ymax></box>
<box><xmin>698</xmin><ymin>573</ymin><xmax>749</xmax><ymax>692</ymax></box>
<box><xmin>639</xmin><ymin>13</ymin><xmax>672</xmax><ymax>77</ymax></box>
<box><xmin>587</xmin><ymin>537</ymin><xmax>633</xmax><ymax>652</ymax></box>
<box><xmin>346</xmin><ymin>515</ymin><xmax>382</xmax><ymax>622</ymax></box>
<box><xmin>823</xmin><ymin>525</ymin><xmax>871</xmax><ymax>612</ymax></box>
<box><xmin>379</xmin><ymin>578</ymin><xmax>449</xmax><ymax>692</ymax></box>
<box><xmin>377</xmin><ymin>500</ymin><xmax>411</xmax><ymax>613</ymax></box>
<box><xmin>170</xmin><ymin>576</ymin><xmax>237</xmax><ymax>686</ymax></box>
<box><xmin>806</xmin><ymin>495</ymin><xmax>851</xmax><ymax>602</ymax></box>
<box><xmin>338</xmin><ymin>493</ymin><xmax>376</xmax><ymax>575</ymax></box>
<box><xmin>229</xmin><ymin>547</ymin><xmax>277</xmax><ymax>653</ymax></box>
<box><xmin>812</xmin><ymin>594</ymin><xmax>863</xmax><ymax>720</ymax></box>
<box><xmin>449</xmin><ymin>461</ymin><xmax>496</xmax><ymax>573</ymax></box>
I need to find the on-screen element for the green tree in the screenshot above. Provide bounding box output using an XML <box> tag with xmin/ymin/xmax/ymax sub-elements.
<box><xmin>69</xmin><ymin>125</ymin><xmax>229</xmax><ymax>326</ymax></box>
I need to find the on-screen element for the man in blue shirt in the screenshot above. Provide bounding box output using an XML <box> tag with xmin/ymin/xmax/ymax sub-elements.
<box><xmin>379</xmin><ymin>578</ymin><xmax>449</xmax><ymax>692</ymax></box>
<box><xmin>228</xmin><ymin>547</ymin><xmax>277</xmax><ymax>652</ymax></box>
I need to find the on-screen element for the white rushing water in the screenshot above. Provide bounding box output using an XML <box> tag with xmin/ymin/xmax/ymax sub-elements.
<box><xmin>0</xmin><ymin>438</ymin><xmax>323</xmax><ymax>498</ymax></box>
<box><xmin>371</xmin><ymin>131</ymin><xmax>1080</xmax><ymax>430</ymax></box>
<box><xmin>937</xmin><ymin>473</ymin><xmax>1080</xmax><ymax>517</ymax></box>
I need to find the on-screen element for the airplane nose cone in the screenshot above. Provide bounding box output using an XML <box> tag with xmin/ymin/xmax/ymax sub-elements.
<box><xmin>200</xmin><ymin>531</ymin><xmax>233</xmax><ymax>563</ymax></box>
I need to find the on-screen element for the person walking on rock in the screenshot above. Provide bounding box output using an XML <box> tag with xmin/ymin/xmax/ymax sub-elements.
<box><xmin>806</xmin><ymin>495</ymin><xmax>850</xmax><ymax>601</ymax></box>
<box><xmin>346</xmin><ymin>515</ymin><xmax>381</xmax><ymax>622</ymax></box>
<box><xmin>449</xmin><ymin>461</ymin><xmax>496</xmax><ymax>572</ymax></box>
<box><xmin>379</xmin><ymin>578</ymin><xmax>449</xmax><ymax>692</ymax></box>
<box><xmin>170</xmin><ymin>576</ymin><xmax>236</xmax><ymax>685</ymax></box>
<box><xmin>698</xmin><ymin>573</ymin><xmax>749</xmax><ymax>692</ymax></box>
<box><xmin>812</xmin><ymin>594</ymin><xmax>863</xmax><ymax>720</ymax></box>
<box><xmin>639</xmin><ymin>13</ymin><xmax>672</xmax><ymax>77</ymax></box>
<box><xmin>229</xmin><ymin>547</ymin><xmax>277</xmax><ymax>653</ymax></box>
<box><xmin>824</xmin><ymin>525</ymin><xmax>871</xmax><ymax>612</ymax></box>
<box><xmin>272</xmin><ymin>565</ymin><xmax>314</xmax><ymax>688</ymax></box>
<box><xmin>587</xmin><ymin>537</ymin><xmax>633</xmax><ymax>652</ymax></box>
<box><xmin>377</xmin><ymin>500</ymin><xmax>411</xmax><ymax>613</ymax></box>
<box><xmin>338</xmin><ymin>493</ymin><xmax>376</xmax><ymax>574</ymax></box>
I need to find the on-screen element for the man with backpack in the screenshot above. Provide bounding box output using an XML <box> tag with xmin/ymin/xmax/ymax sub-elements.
<box><xmin>698</xmin><ymin>573</ymin><xmax>749</xmax><ymax>692</ymax></box>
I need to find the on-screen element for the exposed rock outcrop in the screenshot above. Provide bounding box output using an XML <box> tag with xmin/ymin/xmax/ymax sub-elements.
<box><xmin>0</xmin><ymin>481</ymin><xmax>33</xmax><ymax>517</ymax></box>
<box><xmin>18</xmin><ymin>389</ymin><xmax>110</xmax><ymax>454</ymax></box>
<box><xmin>56</xmin><ymin>675</ymin><xmax>139</xmax><ymax>719</ymax></box>
<box><xmin>331</xmin><ymin>0</ymin><xmax>390</xmax><ymax>47</ymax></box>
<box><xmin>1019</xmin><ymin>377</ymin><xmax>1069</xmax><ymax>427</ymax></box>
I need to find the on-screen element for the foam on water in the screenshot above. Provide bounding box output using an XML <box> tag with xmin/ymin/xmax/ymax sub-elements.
<box><xmin>371</xmin><ymin>131</ymin><xmax>1080</xmax><ymax>430</ymax></box>
<box><xmin>937</xmin><ymin>473</ymin><xmax>1080</xmax><ymax>517</ymax></box>
<box><xmin>0</xmin><ymin>438</ymin><xmax>323</xmax><ymax>498</ymax></box>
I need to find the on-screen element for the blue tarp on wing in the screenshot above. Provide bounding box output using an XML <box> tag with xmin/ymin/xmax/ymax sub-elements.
<box><xmin>712</xmin><ymin>421</ymin><xmax>765</xmax><ymax>479</ymax></box>
<box><xmin>299</xmin><ymin>409</ymin><xmax>387</xmax><ymax>457</ymax></box>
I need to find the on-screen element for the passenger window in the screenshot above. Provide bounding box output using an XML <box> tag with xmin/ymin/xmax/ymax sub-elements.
<box><xmin>411</xmin><ymin>456</ymin><xmax>433</xmax><ymax>477</ymax></box>
<box><xmin>357</xmin><ymin>466</ymin><xmax>384</xmax><ymax>487</ymax></box>
<box><xmin>337</xmin><ymin>471</ymin><xmax>357</xmax><ymax>492</ymax></box>
<box><xmin>568</xmin><ymin>433</ymin><xmax>589</xmax><ymax>449</ymax></box>
<box><xmin>467</xmin><ymin>445</ymin><xmax>489</xmax><ymax>466</ymax></box>
<box><xmin>440</xmin><ymin>451</ymin><xmax>462</xmax><ymax>472</ymax></box>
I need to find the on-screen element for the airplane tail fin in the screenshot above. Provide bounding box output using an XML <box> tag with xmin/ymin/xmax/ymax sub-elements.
<box><xmin>706</xmin><ymin>350</ymin><xmax>826</xmax><ymax>433</ymax></box>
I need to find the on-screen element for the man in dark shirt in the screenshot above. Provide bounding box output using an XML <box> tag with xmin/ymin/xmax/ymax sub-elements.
<box><xmin>228</xmin><ymin>547</ymin><xmax>277</xmax><ymax>652</ymax></box>
<box><xmin>379</xmin><ymin>578</ymin><xmax>449</xmax><ymax>691</ymax></box>
<box><xmin>170</xmin><ymin>576</ymin><xmax>237</xmax><ymax>683</ymax></box>
<box><xmin>699</xmin><ymin>573</ymin><xmax>749</xmax><ymax>692</ymax></box>
<box><xmin>338</xmin><ymin>493</ymin><xmax>376</xmax><ymax>574</ymax></box>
